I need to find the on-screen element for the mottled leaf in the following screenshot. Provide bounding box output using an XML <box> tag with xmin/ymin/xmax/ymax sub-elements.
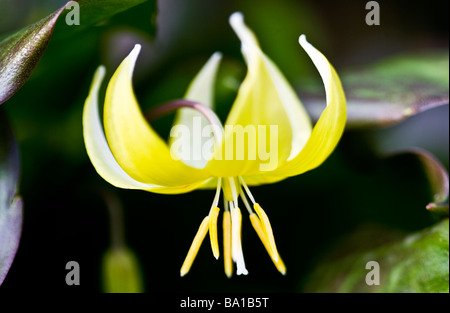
<box><xmin>302</xmin><ymin>52</ymin><xmax>449</xmax><ymax>128</ymax></box>
<box><xmin>303</xmin><ymin>219</ymin><xmax>449</xmax><ymax>293</ymax></box>
<box><xmin>0</xmin><ymin>110</ymin><xmax>22</xmax><ymax>285</ymax></box>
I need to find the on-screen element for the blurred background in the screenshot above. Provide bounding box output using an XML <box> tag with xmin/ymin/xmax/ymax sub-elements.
<box><xmin>0</xmin><ymin>0</ymin><xmax>448</xmax><ymax>292</ymax></box>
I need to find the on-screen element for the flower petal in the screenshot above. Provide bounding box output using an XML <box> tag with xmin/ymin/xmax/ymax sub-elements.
<box><xmin>103</xmin><ymin>44</ymin><xmax>210</xmax><ymax>187</ymax></box>
<box><xmin>206</xmin><ymin>12</ymin><xmax>312</xmax><ymax>177</ymax></box>
<box><xmin>169</xmin><ymin>52</ymin><xmax>223</xmax><ymax>169</ymax></box>
<box><xmin>261</xmin><ymin>35</ymin><xmax>346</xmax><ymax>179</ymax></box>
<box><xmin>83</xmin><ymin>65</ymin><xmax>209</xmax><ymax>194</ymax></box>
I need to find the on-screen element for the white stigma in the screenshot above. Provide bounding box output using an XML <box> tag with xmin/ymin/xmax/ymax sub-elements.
<box><xmin>230</xmin><ymin>203</ymin><xmax>248</xmax><ymax>275</ymax></box>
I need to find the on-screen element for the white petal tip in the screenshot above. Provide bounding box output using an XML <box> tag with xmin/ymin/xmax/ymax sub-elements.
<box><xmin>212</xmin><ymin>51</ymin><xmax>223</xmax><ymax>59</ymax></box>
<box><xmin>210</xmin><ymin>52</ymin><xmax>223</xmax><ymax>65</ymax></box>
<box><xmin>125</xmin><ymin>44</ymin><xmax>142</xmax><ymax>76</ymax></box>
<box><xmin>96</xmin><ymin>65</ymin><xmax>106</xmax><ymax>77</ymax></box>
<box><xmin>299</xmin><ymin>34</ymin><xmax>307</xmax><ymax>46</ymax></box>
<box><xmin>180</xmin><ymin>272</ymin><xmax>186</xmax><ymax>277</ymax></box>
<box><xmin>129</xmin><ymin>44</ymin><xmax>142</xmax><ymax>60</ymax></box>
<box><xmin>133</xmin><ymin>43</ymin><xmax>142</xmax><ymax>52</ymax></box>
<box><xmin>229</xmin><ymin>12</ymin><xmax>244</xmax><ymax>27</ymax></box>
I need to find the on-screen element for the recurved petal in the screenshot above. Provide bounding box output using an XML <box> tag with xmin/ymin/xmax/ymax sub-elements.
<box><xmin>169</xmin><ymin>52</ymin><xmax>223</xmax><ymax>169</ymax></box>
<box><xmin>265</xmin><ymin>35</ymin><xmax>346</xmax><ymax>179</ymax></box>
<box><xmin>83</xmin><ymin>65</ymin><xmax>209</xmax><ymax>194</ymax></box>
<box><xmin>103</xmin><ymin>44</ymin><xmax>211</xmax><ymax>187</ymax></box>
<box><xmin>206</xmin><ymin>12</ymin><xmax>312</xmax><ymax>177</ymax></box>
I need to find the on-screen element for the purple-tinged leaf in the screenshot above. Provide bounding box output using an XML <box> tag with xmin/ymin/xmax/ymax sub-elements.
<box><xmin>302</xmin><ymin>52</ymin><xmax>449</xmax><ymax>128</ymax></box>
<box><xmin>394</xmin><ymin>148</ymin><xmax>449</xmax><ymax>215</ymax></box>
<box><xmin>0</xmin><ymin>110</ymin><xmax>22</xmax><ymax>286</ymax></box>
<box><xmin>0</xmin><ymin>197</ymin><xmax>22</xmax><ymax>286</ymax></box>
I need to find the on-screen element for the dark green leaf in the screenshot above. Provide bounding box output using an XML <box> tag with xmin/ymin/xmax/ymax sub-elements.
<box><xmin>0</xmin><ymin>0</ymin><xmax>151</xmax><ymax>105</ymax></box>
<box><xmin>302</xmin><ymin>52</ymin><xmax>449</xmax><ymax>128</ymax></box>
<box><xmin>303</xmin><ymin>219</ymin><xmax>449</xmax><ymax>293</ymax></box>
<box><xmin>53</xmin><ymin>0</ymin><xmax>150</xmax><ymax>38</ymax></box>
<box><xmin>0</xmin><ymin>109</ymin><xmax>22</xmax><ymax>285</ymax></box>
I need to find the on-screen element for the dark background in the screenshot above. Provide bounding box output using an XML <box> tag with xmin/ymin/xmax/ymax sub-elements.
<box><xmin>0</xmin><ymin>0</ymin><xmax>448</xmax><ymax>292</ymax></box>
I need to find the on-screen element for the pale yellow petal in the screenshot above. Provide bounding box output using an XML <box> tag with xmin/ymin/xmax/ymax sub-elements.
<box><xmin>170</xmin><ymin>53</ymin><xmax>223</xmax><ymax>169</ymax></box>
<box><xmin>103</xmin><ymin>45</ymin><xmax>210</xmax><ymax>187</ymax></box>
<box><xmin>82</xmin><ymin>66</ymin><xmax>210</xmax><ymax>194</ymax></box>
<box><xmin>83</xmin><ymin>66</ymin><xmax>157</xmax><ymax>190</ymax></box>
<box><xmin>267</xmin><ymin>35</ymin><xmax>346</xmax><ymax>178</ymax></box>
<box><xmin>206</xmin><ymin>13</ymin><xmax>312</xmax><ymax>177</ymax></box>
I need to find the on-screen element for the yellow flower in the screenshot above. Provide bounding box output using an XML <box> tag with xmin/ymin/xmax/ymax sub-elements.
<box><xmin>83</xmin><ymin>12</ymin><xmax>346</xmax><ymax>277</ymax></box>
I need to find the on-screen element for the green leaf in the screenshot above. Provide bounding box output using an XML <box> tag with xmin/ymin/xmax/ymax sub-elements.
<box><xmin>0</xmin><ymin>0</ymin><xmax>151</xmax><ymax>105</ymax></box>
<box><xmin>303</xmin><ymin>219</ymin><xmax>449</xmax><ymax>293</ymax></box>
<box><xmin>0</xmin><ymin>109</ymin><xmax>22</xmax><ymax>285</ymax></box>
<box><xmin>53</xmin><ymin>0</ymin><xmax>150</xmax><ymax>37</ymax></box>
<box><xmin>302</xmin><ymin>52</ymin><xmax>449</xmax><ymax>128</ymax></box>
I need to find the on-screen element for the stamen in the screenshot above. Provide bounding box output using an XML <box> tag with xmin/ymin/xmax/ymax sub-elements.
<box><xmin>239</xmin><ymin>176</ymin><xmax>255</xmax><ymax>204</ymax></box>
<box><xmin>223</xmin><ymin>209</ymin><xmax>232</xmax><ymax>278</ymax></box>
<box><xmin>253</xmin><ymin>203</ymin><xmax>280</xmax><ymax>262</ymax></box>
<box><xmin>240</xmin><ymin>186</ymin><xmax>285</xmax><ymax>274</ymax></box>
<box><xmin>231</xmin><ymin>206</ymin><xmax>248</xmax><ymax>275</ymax></box>
<box><xmin>180</xmin><ymin>216</ymin><xmax>210</xmax><ymax>277</ymax></box>
<box><xmin>239</xmin><ymin>189</ymin><xmax>254</xmax><ymax>215</ymax></box>
<box><xmin>228</xmin><ymin>177</ymin><xmax>239</xmax><ymax>209</ymax></box>
<box><xmin>249</xmin><ymin>213</ymin><xmax>286</xmax><ymax>275</ymax></box>
<box><xmin>210</xmin><ymin>178</ymin><xmax>222</xmax><ymax>210</ymax></box>
<box><xmin>209</xmin><ymin>206</ymin><xmax>220</xmax><ymax>259</ymax></box>
<box><xmin>224</xmin><ymin>198</ymin><xmax>229</xmax><ymax>212</ymax></box>
<box><xmin>239</xmin><ymin>177</ymin><xmax>281</xmax><ymax>263</ymax></box>
<box><xmin>207</xmin><ymin>179</ymin><xmax>222</xmax><ymax>259</ymax></box>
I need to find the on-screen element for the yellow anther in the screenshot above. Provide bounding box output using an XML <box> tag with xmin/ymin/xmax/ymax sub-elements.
<box><xmin>180</xmin><ymin>216</ymin><xmax>210</xmax><ymax>277</ymax></box>
<box><xmin>209</xmin><ymin>206</ymin><xmax>220</xmax><ymax>259</ymax></box>
<box><xmin>223</xmin><ymin>210</ymin><xmax>233</xmax><ymax>278</ymax></box>
<box><xmin>249</xmin><ymin>213</ymin><xmax>286</xmax><ymax>275</ymax></box>
<box><xmin>253</xmin><ymin>203</ymin><xmax>279</xmax><ymax>262</ymax></box>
